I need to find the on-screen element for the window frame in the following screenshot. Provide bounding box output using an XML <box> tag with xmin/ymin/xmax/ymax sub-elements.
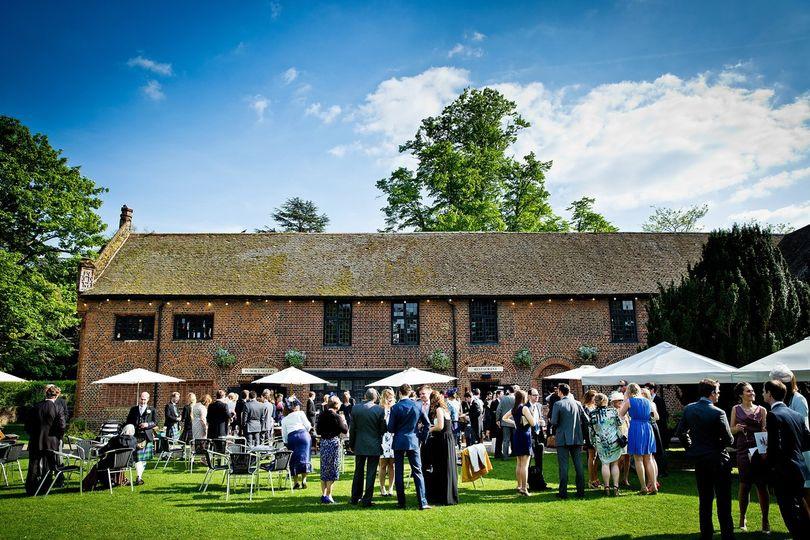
<box><xmin>391</xmin><ymin>301</ymin><xmax>420</xmax><ymax>346</ymax></box>
<box><xmin>113</xmin><ymin>314</ymin><xmax>156</xmax><ymax>341</ymax></box>
<box><xmin>609</xmin><ymin>298</ymin><xmax>638</xmax><ymax>343</ymax></box>
<box><xmin>172</xmin><ymin>313</ymin><xmax>214</xmax><ymax>341</ymax></box>
<box><xmin>323</xmin><ymin>301</ymin><xmax>352</xmax><ymax>347</ymax></box>
<box><xmin>469</xmin><ymin>299</ymin><xmax>499</xmax><ymax>344</ymax></box>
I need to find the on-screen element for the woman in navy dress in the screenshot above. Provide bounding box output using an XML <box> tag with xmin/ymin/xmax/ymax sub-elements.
<box><xmin>619</xmin><ymin>383</ymin><xmax>658</xmax><ymax>494</ymax></box>
<box><xmin>501</xmin><ymin>389</ymin><xmax>535</xmax><ymax>496</ymax></box>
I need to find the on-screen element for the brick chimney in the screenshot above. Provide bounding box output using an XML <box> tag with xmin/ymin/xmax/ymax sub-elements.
<box><xmin>119</xmin><ymin>205</ymin><xmax>133</xmax><ymax>228</ymax></box>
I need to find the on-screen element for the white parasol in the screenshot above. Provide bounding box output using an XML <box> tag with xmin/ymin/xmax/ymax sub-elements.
<box><xmin>91</xmin><ymin>368</ymin><xmax>185</xmax><ymax>402</ymax></box>
<box><xmin>366</xmin><ymin>367</ymin><xmax>457</xmax><ymax>387</ymax></box>
<box><xmin>0</xmin><ymin>371</ymin><xmax>27</xmax><ymax>383</ymax></box>
<box><xmin>252</xmin><ymin>366</ymin><xmax>333</xmax><ymax>385</ymax></box>
<box><xmin>544</xmin><ymin>365</ymin><xmax>598</xmax><ymax>381</ymax></box>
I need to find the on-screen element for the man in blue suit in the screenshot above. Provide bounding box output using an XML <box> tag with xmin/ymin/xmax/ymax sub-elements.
<box><xmin>387</xmin><ymin>383</ymin><xmax>431</xmax><ymax>510</ymax></box>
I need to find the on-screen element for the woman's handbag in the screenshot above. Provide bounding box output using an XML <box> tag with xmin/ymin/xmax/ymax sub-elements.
<box><xmin>617</xmin><ymin>435</ymin><xmax>628</xmax><ymax>448</ymax></box>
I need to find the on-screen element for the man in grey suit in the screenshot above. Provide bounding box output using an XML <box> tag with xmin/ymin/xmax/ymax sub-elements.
<box><xmin>550</xmin><ymin>383</ymin><xmax>587</xmax><ymax>499</ymax></box>
<box><xmin>496</xmin><ymin>385</ymin><xmax>518</xmax><ymax>459</ymax></box>
<box><xmin>243</xmin><ymin>391</ymin><xmax>264</xmax><ymax>447</ymax></box>
<box><xmin>349</xmin><ymin>388</ymin><xmax>387</xmax><ymax>506</ymax></box>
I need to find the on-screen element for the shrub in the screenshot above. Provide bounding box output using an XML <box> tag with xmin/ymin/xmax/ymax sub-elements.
<box><xmin>577</xmin><ymin>345</ymin><xmax>598</xmax><ymax>362</ymax></box>
<box><xmin>213</xmin><ymin>347</ymin><xmax>236</xmax><ymax>368</ymax></box>
<box><xmin>285</xmin><ymin>348</ymin><xmax>306</xmax><ymax>368</ymax></box>
<box><xmin>513</xmin><ymin>348</ymin><xmax>533</xmax><ymax>367</ymax></box>
<box><xmin>66</xmin><ymin>418</ymin><xmax>95</xmax><ymax>439</ymax></box>
<box><xmin>427</xmin><ymin>350</ymin><xmax>451</xmax><ymax>371</ymax></box>
<box><xmin>0</xmin><ymin>380</ymin><xmax>76</xmax><ymax>407</ymax></box>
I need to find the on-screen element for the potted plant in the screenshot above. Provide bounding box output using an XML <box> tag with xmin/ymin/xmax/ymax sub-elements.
<box><xmin>513</xmin><ymin>348</ymin><xmax>533</xmax><ymax>368</ymax></box>
<box><xmin>213</xmin><ymin>347</ymin><xmax>236</xmax><ymax>368</ymax></box>
<box><xmin>577</xmin><ymin>345</ymin><xmax>598</xmax><ymax>362</ymax></box>
<box><xmin>285</xmin><ymin>348</ymin><xmax>306</xmax><ymax>368</ymax></box>
<box><xmin>427</xmin><ymin>349</ymin><xmax>451</xmax><ymax>372</ymax></box>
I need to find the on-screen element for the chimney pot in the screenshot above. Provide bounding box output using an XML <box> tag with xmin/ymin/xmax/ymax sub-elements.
<box><xmin>119</xmin><ymin>205</ymin><xmax>133</xmax><ymax>228</ymax></box>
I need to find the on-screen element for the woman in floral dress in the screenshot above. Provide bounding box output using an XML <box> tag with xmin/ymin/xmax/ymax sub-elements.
<box><xmin>589</xmin><ymin>393</ymin><xmax>624</xmax><ymax>496</ymax></box>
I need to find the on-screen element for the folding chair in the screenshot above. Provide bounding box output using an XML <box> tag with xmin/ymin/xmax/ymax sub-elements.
<box><xmin>199</xmin><ymin>449</ymin><xmax>229</xmax><ymax>492</ymax></box>
<box><xmin>259</xmin><ymin>450</ymin><xmax>293</xmax><ymax>494</ymax></box>
<box><xmin>189</xmin><ymin>438</ymin><xmax>212</xmax><ymax>473</ymax></box>
<box><xmin>225</xmin><ymin>452</ymin><xmax>259</xmax><ymax>501</ymax></box>
<box><xmin>154</xmin><ymin>437</ymin><xmax>187</xmax><ymax>469</ymax></box>
<box><xmin>0</xmin><ymin>443</ymin><xmax>24</xmax><ymax>486</ymax></box>
<box><xmin>35</xmin><ymin>449</ymin><xmax>84</xmax><ymax>496</ymax></box>
<box><xmin>68</xmin><ymin>437</ymin><xmax>101</xmax><ymax>466</ymax></box>
<box><xmin>97</xmin><ymin>421</ymin><xmax>121</xmax><ymax>444</ymax></box>
<box><xmin>96</xmin><ymin>448</ymin><xmax>135</xmax><ymax>495</ymax></box>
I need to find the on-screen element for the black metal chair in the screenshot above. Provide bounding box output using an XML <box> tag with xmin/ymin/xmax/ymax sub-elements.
<box><xmin>35</xmin><ymin>449</ymin><xmax>84</xmax><ymax>496</ymax></box>
<box><xmin>189</xmin><ymin>438</ymin><xmax>212</xmax><ymax>473</ymax></box>
<box><xmin>225</xmin><ymin>452</ymin><xmax>259</xmax><ymax>501</ymax></box>
<box><xmin>96</xmin><ymin>421</ymin><xmax>121</xmax><ymax>444</ymax></box>
<box><xmin>199</xmin><ymin>449</ymin><xmax>229</xmax><ymax>493</ymax></box>
<box><xmin>259</xmin><ymin>450</ymin><xmax>293</xmax><ymax>494</ymax></box>
<box><xmin>154</xmin><ymin>436</ymin><xmax>187</xmax><ymax>469</ymax></box>
<box><xmin>95</xmin><ymin>448</ymin><xmax>134</xmax><ymax>495</ymax></box>
<box><xmin>0</xmin><ymin>443</ymin><xmax>24</xmax><ymax>486</ymax></box>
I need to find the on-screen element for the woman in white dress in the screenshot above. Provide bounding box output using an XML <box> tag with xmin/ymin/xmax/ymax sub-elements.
<box><xmin>191</xmin><ymin>393</ymin><xmax>209</xmax><ymax>440</ymax></box>
<box><xmin>378</xmin><ymin>388</ymin><xmax>396</xmax><ymax>496</ymax></box>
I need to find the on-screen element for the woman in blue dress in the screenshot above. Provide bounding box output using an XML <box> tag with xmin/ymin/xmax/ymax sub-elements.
<box><xmin>501</xmin><ymin>389</ymin><xmax>536</xmax><ymax>496</ymax></box>
<box><xmin>618</xmin><ymin>383</ymin><xmax>658</xmax><ymax>494</ymax></box>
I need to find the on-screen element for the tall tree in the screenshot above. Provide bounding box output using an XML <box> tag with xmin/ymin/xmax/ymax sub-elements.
<box><xmin>566</xmin><ymin>197</ymin><xmax>618</xmax><ymax>232</ymax></box>
<box><xmin>642</xmin><ymin>204</ymin><xmax>708</xmax><ymax>232</ymax></box>
<box><xmin>647</xmin><ymin>224</ymin><xmax>810</xmax><ymax>368</ymax></box>
<box><xmin>258</xmin><ymin>197</ymin><xmax>329</xmax><ymax>232</ymax></box>
<box><xmin>376</xmin><ymin>87</ymin><xmax>566</xmax><ymax>232</ymax></box>
<box><xmin>0</xmin><ymin>116</ymin><xmax>107</xmax><ymax>378</ymax></box>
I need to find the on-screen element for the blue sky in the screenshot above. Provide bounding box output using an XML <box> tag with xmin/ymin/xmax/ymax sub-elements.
<box><xmin>3</xmin><ymin>1</ymin><xmax>810</xmax><ymax>233</ymax></box>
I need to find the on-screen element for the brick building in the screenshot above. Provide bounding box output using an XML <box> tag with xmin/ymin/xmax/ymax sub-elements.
<box><xmin>75</xmin><ymin>205</ymin><xmax>716</xmax><ymax>421</ymax></box>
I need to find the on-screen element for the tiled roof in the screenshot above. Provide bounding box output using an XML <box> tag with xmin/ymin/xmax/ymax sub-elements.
<box><xmin>82</xmin><ymin>232</ymin><xmax>711</xmax><ymax>297</ymax></box>
<box><xmin>778</xmin><ymin>224</ymin><xmax>810</xmax><ymax>282</ymax></box>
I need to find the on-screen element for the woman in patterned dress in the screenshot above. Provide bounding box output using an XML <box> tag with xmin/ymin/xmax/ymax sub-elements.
<box><xmin>316</xmin><ymin>396</ymin><xmax>348</xmax><ymax>504</ymax></box>
<box><xmin>589</xmin><ymin>393</ymin><xmax>623</xmax><ymax>496</ymax></box>
<box><xmin>730</xmin><ymin>382</ymin><xmax>769</xmax><ymax>533</ymax></box>
<box><xmin>378</xmin><ymin>388</ymin><xmax>396</xmax><ymax>496</ymax></box>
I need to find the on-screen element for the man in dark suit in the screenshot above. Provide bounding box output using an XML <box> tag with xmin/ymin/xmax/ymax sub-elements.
<box><xmin>387</xmin><ymin>383</ymin><xmax>431</xmax><ymax>510</ymax></box>
<box><xmin>25</xmin><ymin>384</ymin><xmax>66</xmax><ymax>495</ymax></box>
<box><xmin>126</xmin><ymin>391</ymin><xmax>157</xmax><ymax>485</ymax></box>
<box><xmin>235</xmin><ymin>389</ymin><xmax>249</xmax><ymax>435</ymax></box>
<box><xmin>550</xmin><ymin>383</ymin><xmax>587</xmax><ymax>499</ymax></box>
<box><xmin>416</xmin><ymin>385</ymin><xmax>432</xmax><ymax>445</ymax></box>
<box><xmin>675</xmin><ymin>379</ymin><xmax>735</xmax><ymax>540</ymax></box>
<box><xmin>243</xmin><ymin>391</ymin><xmax>264</xmax><ymax>447</ymax></box>
<box><xmin>164</xmin><ymin>392</ymin><xmax>181</xmax><ymax>439</ymax></box>
<box><xmin>207</xmin><ymin>390</ymin><xmax>231</xmax><ymax>440</ymax></box>
<box><xmin>763</xmin><ymin>379</ymin><xmax>810</xmax><ymax>539</ymax></box>
<box><xmin>180</xmin><ymin>393</ymin><xmax>193</xmax><ymax>443</ymax></box>
<box><xmin>497</xmin><ymin>386</ymin><xmax>517</xmax><ymax>460</ymax></box>
<box><xmin>490</xmin><ymin>390</ymin><xmax>503</xmax><ymax>457</ymax></box>
<box><xmin>349</xmin><ymin>388</ymin><xmax>387</xmax><ymax>506</ymax></box>
<box><xmin>306</xmin><ymin>391</ymin><xmax>317</xmax><ymax>427</ymax></box>
<box><xmin>467</xmin><ymin>389</ymin><xmax>484</xmax><ymax>445</ymax></box>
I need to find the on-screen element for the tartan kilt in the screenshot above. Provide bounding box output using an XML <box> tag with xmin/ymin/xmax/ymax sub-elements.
<box><xmin>136</xmin><ymin>442</ymin><xmax>154</xmax><ymax>462</ymax></box>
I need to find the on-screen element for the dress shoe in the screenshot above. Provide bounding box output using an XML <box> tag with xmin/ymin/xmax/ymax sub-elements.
<box><xmin>134</xmin><ymin>478</ymin><xmax>145</xmax><ymax>486</ymax></box>
<box><xmin>397</xmin><ymin>503</ymin><xmax>406</xmax><ymax>509</ymax></box>
<box><xmin>419</xmin><ymin>505</ymin><xmax>431</xmax><ymax>510</ymax></box>
<box><xmin>361</xmin><ymin>501</ymin><xmax>375</xmax><ymax>507</ymax></box>
<box><xmin>349</xmin><ymin>499</ymin><xmax>358</xmax><ymax>505</ymax></box>
<box><xmin>555</xmin><ymin>492</ymin><xmax>568</xmax><ymax>500</ymax></box>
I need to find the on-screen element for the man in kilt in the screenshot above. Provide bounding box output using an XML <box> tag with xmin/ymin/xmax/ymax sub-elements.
<box><xmin>126</xmin><ymin>391</ymin><xmax>157</xmax><ymax>486</ymax></box>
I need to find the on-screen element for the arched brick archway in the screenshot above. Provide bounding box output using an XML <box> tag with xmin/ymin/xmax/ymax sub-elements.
<box><xmin>532</xmin><ymin>356</ymin><xmax>574</xmax><ymax>394</ymax></box>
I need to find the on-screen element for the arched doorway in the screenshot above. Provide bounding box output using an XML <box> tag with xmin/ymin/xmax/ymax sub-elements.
<box><xmin>532</xmin><ymin>356</ymin><xmax>575</xmax><ymax>396</ymax></box>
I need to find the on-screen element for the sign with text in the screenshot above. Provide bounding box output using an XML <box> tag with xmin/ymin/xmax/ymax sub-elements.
<box><xmin>467</xmin><ymin>366</ymin><xmax>504</xmax><ymax>373</ymax></box>
<box><xmin>241</xmin><ymin>367</ymin><xmax>278</xmax><ymax>376</ymax></box>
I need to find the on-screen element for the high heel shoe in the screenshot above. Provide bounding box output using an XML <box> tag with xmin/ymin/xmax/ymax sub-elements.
<box><xmin>611</xmin><ymin>485</ymin><xmax>620</xmax><ymax>497</ymax></box>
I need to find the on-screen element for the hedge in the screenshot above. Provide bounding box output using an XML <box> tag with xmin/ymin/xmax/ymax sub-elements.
<box><xmin>0</xmin><ymin>380</ymin><xmax>76</xmax><ymax>408</ymax></box>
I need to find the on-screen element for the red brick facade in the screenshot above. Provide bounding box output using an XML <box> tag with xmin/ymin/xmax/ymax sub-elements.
<box><xmin>75</xmin><ymin>296</ymin><xmax>648</xmax><ymax>421</ymax></box>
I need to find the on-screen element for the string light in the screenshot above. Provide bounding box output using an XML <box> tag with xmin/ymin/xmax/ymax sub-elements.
<box><xmin>148</xmin><ymin>302</ymin><xmax>152</xmax><ymax>306</ymax></box>
<box><xmin>224</xmin><ymin>302</ymin><xmax>228</xmax><ymax>306</ymax></box>
<box><xmin>127</xmin><ymin>299</ymin><xmax>131</xmax><ymax>303</ymax></box>
<box><xmin>529</xmin><ymin>302</ymin><xmax>533</xmax><ymax>306</ymax></box>
<box><xmin>264</xmin><ymin>299</ymin><xmax>269</xmax><ymax>303</ymax></box>
<box><xmin>166</xmin><ymin>302</ymin><xmax>171</xmax><ymax>306</ymax></box>
<box><xmin>186</xmin><ymin>301</ymin><xmax>190</xmax><ymax>305</ymax></box>
<box><xmin>245</xmin><ymin>300</ymin><xmax>250</xmax><ymax>305</ymax></box>
<box><xmin>106</xmin><ymin>299</ymin><xmax>110</xmax><ymax>302</ymax></box>
<box><xmin>426</xmin><ymin>299</ymin><xmax>430</xmax><ymax>303</ymax></box>
<box><xmin>288</xmin><ymin>300</ymin><xmax>292</xmax><ymax>303</ymax></box>
<box><xmin>511</xmin><ymin>301</ymin><xmax>515</xmax><ymax>306</ymax></box>
<box><xmin>207</xmin><ymin>302</ymin><xmax>212</xmax><ymax>306</ymax></box>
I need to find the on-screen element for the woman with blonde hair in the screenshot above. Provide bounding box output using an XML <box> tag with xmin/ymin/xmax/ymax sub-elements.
<box><xmin>588</xmin><ymin>393</ymin><xmax>623</xmax><ymax>496</ymax></box>
<box><xmin>619</xmin><ymin>383</ymin><xmax>658</xmax><ymax>494</ymax></box>
<box><xmin>190</xmin><ymin>392</ymin><xmax>208</xmax><ymax>440</ymax></box>
<box><xmin>378</xmin><ymin>388</ymin><xmax>396</xmax><ymax>496</ymax></box>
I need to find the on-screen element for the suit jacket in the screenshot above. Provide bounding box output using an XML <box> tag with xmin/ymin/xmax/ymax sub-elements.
<box><xmin>675</xmin><ymin>398</ymin><xmax>733</xmax><ymax>462</ymax></box>
<box><xmin>164</xmin><ymin>402</ymin><xmax>180</xmax><ymax>430</ymax></box>
<box><xmin>261</xmin><ymin>401</ymin><xmax>274</xmax><ymax>432</ymax></box>
<box><xmin>652</xmin><ymin>393</ymin><xmax>669</xmax><ymax>431</ymax></box>
<box><xmin>126</xmin><ymin>405</ymin><xmax>157</xmax><ymax>442</ymax></box>
<box><xmin>181</xmin><ymin>404</ymin><xmax>192</xmax><ymax>430</ymax></box>
<box><xmin>207</xmin><ymin>400</ymin><xmax>230</xmax><ymax>439</ymax></box>
<box><xmin>243</xmin><ymin>400</ymin><xmax>264</xmax><ymax>434</ymax></box>
<box><xmin>387</xmin><ymin>398</ymin><xmax>431</xmax><ymax>451</ymax></box>
<box><xmin>235</xmin><ymin>398</ymin><xmax>246</xmax><ymax>428</ymax></box>
<box><xmin>497</xmin><ymin>394</ymin><xmax>516</xmax><ymax>427</ymax></box>
<box><xmin>766</xmin><ymin>402</ymin><xmax>810</xmax><ymax>490</ymax></box>
<box><xmin>349</xmin><ymin>400</ymin><xmax>387</xmax><ymax>456</ymax></box>
<box><xmin>469</xmin><ymin>398</ymin><xmax>484</xmax><ymax>431</ymax></box>
<box><xmin>305</xmin><ymin>398</ymin><xmax>317</xmax><ymax>426</ymax></box>
<box><xmin>550</xmin><ymin>395</ymin><xmax>587</xmax><ymax>446</ymax></box>
<box><xmin>26</xmin><ymin>399</ymin><xmax>66</xmax><ymax>455</ymax></box>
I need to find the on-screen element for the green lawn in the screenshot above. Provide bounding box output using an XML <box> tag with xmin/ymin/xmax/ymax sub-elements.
<box><xmin>0</xmin><ymin>449</ymin><xmax>787</xmax><ymax>539</ymax></box>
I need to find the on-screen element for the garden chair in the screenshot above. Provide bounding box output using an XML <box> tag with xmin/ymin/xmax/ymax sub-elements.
<box><xmin>154</xmin><ymin>436</ymin><xmax>186</xmax><ymax>469</ymax></box>
<box><xmin>225</xmin><ymin>452</ymin><xmax>259</xmax><ymax>501</ymax></box>
<box><xmin>188</xmin><ymin>438</ymin><xmax>212</xmax><ymax>473</ymax></box>
<box><xmin>259</xmin><ymin>449</ymin><xmax>293</xmax><ymax>494</ymax></box>
<box><xmin>199</xmin><ymin>449</ymin><xmax>229</xmax><ymax>492</ymax></box>
<box><xmin>96</xmin><ymin>421</ymin><xmax>121</xmax><ymax>444</ymax></box>
<box><xmin>95</xmin><ymin>448</ymin><xmax>134</xmax><ymax>495</ymax></box>
<box><xmin>0</xmin><ymin>443</ymin><xmax>24</xmax><ymax>486</ymax></box>
<box><xmin>35</xmin><ymin>449</ymin><xmax>84</xmax><ymax>496</ymax></box>
<box><xmin>68</xmin><ymin>437</ymin><xmax>101</xmax><ymax>465</ymax></box>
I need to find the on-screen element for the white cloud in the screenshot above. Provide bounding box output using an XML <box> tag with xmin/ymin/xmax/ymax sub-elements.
<box><xmin>728</xmin><ymin>201</ymin><xmax>810</xmax><ymax>227</ymax></box>
<box><xmin>142</xmin><ymin>80</ymin><xmax>165</xmax><ymax>101</ymax></box>
<box><xmin>355</xmin><ymin>66</ymin><xmax>470</xmax><ymax>160</ymax></box>
<box><xmin>448</xmin><ymin>43</ymin><xmax>483</xmax><ymax>58</ymax></box>
<box><xmin>282</xmin><ymin>67</ymin><xmax>298</xmax><ymax>85</ymax></box>
<box><xmin>328</xmin><ymin>141</ymin><xmax>363</xmax><ymax>157</ymax></box>
<box><xmin>127</xmin><ymin>55</ymin><xmax>173</xmax><ymax>76</ymax></box>
<box><xmin>470</xmin><ymin>31</ymin><xmax>486</xmax><ymax>42</ymax></box>
<box><xmin>730</xmin><ymin>166</ymin><xmax>810</xmax><ymax>203</ymax></box>
<box><xmin>249</xmin><ymin>94</ymin><xmax>269</xmax><ymax>122</ymax></box>
<box><xmin>306</xmin><ymin>102</ymin><xmax>342</xmax><ymax>124</ymax></box>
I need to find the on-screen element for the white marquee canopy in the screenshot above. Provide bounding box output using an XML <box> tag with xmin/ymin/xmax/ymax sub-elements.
<box><xmin>0</xmin><ymin>371</ymin><xmax>26</xmax><ymax>383</ymax></box>
<box><xmin>736</xmin><ymin>336</ymin><xmax>810</xmax><ymax>381</ymax></box>
<box><xmin>581</xmin><ymin>342</ymin><xmax>738</xmax><ymax>385</ymax></box>
<box><xmin>545</xmin><ymin>365</ymin><xmax>598</xmax><ymax>381</ymax></box>
<box><xmin>367</xmin><ymin>367</ymin><xmax>457</xmax><ymax>387</ymax></box>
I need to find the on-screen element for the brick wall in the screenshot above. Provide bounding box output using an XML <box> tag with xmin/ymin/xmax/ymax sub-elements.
<box><xmin>75</xmin><ymin>296</ymin><xmax>650</xmax><ymax>424</ymax></box>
